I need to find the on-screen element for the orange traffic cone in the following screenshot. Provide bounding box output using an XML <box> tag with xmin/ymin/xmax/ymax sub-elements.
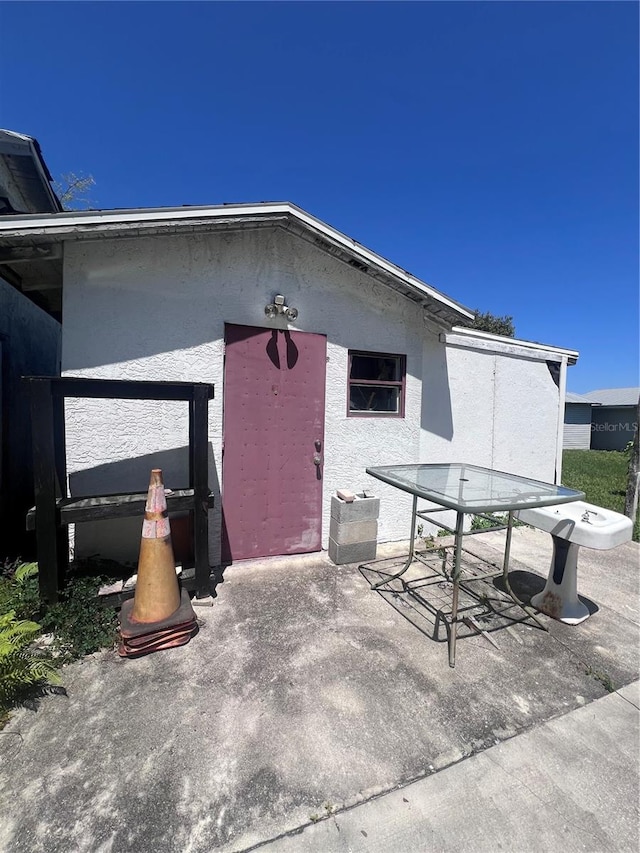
<box><xmin>117</xmin><ymin>468</ymin><xmax>197</xmax><ymax>658</ymax></box>
<box><xmin>131</xmin><ymin>468</ymin><xmax>180</xmax><ymax>622</ymax></box>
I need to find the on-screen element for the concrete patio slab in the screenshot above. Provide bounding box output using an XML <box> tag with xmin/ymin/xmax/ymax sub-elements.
<box><xmin>0</xmin><ymin>528</ymin><xmax>637</xmax><ymax>853</ymax></box>
<box><xmin>261</xmin><ymin>685</ymin><xmax>640</xmax><ymax>853</ymax></box>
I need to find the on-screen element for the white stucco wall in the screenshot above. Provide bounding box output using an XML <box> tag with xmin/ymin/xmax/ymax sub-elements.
<box><xmin>62</xmin><ymin>228</ymin><xmax>428</xmax><ymax>562</ymax></box>
<box><xmin>60</xmin><ymin>228</ymin><xmax>564</xmax><ymax>564</ymax></box>
<box><xmin>422</xmin><ymin>342</ymin><xmax>560</xmax><ymax>476</ymax></box>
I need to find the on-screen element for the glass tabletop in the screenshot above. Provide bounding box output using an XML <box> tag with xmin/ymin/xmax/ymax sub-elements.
<box><xmin>366</xmin><ymin>463</ymin><xmax>584</xmax><ymax>513</ymax></box>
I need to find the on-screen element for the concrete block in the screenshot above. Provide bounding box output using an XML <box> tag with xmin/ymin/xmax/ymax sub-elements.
<box><xmin>331</xmin><ymin>494</ymin><xmax>380</xmax><ymax>524</ymax></box>
<box><xmin>98</xmin><ymin>580</ymin><xmax>124</xmax><ymax>596</ymax></box>
<box><xmin>329</xmin><ymin>517</ymin><xmax>378</xmax><ymax>545</ymax></box>
<box><xmin>192</xmin><ymin>595</ymin><xmax>215</xmax><ymax>607</ymax></box>
<box><xmin>328</xmin><ymin>537</ymin><xmax>377</xmax><ymax>565</ymax></box>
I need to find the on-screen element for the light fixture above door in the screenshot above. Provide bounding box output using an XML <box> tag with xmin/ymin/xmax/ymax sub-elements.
<box><xmin>265</xmin><ymin>294</ymin><xmax>298</xmax><ymax>322</ymax></box>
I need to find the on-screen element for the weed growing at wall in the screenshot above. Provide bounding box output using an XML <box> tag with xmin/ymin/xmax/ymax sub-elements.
<box><xmin>0</xmin><ymin>562</ymin><xmax>118</xmax><ymax>718</ymax></box>
<box><xmin>42</xmin><ymin>576</ymin><xmax>118</xmax><ymax>663</ymax></box>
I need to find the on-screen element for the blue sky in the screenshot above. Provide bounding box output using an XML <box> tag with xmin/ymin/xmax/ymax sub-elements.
<box><xmin>1</xmin><ymin>1</ymin><xmax>637</xmax><ymax>393</ymax></box>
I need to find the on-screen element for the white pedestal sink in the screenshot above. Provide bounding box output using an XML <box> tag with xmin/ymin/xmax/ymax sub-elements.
<box><xmin>515</xmin><ymin>501</ymin><xmax>633</xmax><ymax>624</ymax></box>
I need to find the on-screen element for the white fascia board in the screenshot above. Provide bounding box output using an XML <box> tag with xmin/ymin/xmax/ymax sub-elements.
<box><xmin>0</xmin><ymin>202</ymin><xmax>290</xmax><ymax>232</ymax></box>
<box><xmin>444</xmin><ymin>327</ymin><xmax>579</xmax><ymax>364</ymax></box>
<box><xmin>0</xmin><ymin>201</ymin><xmax>475</xmax><ymax>322</ymax></box>
<box><xmin>285</xmin><ymin>205</ymin><xmax>474</xmax><ymax>321</ymax></box>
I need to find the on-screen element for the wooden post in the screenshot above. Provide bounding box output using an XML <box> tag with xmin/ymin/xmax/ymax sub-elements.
<box><xmin>191</xmin><ymin>386</ymin><xmax>210</xmax><ymax>598</ymax></box>
<box><xmin>624</xmin><ymin>398</ymin><xmax>639</xmax><ymax>521</ymax></box>
<box><xmin>28</xmin><ymin>379</ymin><xmax>64</xmax><ymax>602</ymax></box>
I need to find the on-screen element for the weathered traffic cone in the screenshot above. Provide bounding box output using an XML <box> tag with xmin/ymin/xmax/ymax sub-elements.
<box><xmin>118</xmin><ymin>468</ymin><xmax>197</xmax><ymax>658</ymax></box>
<box><xmin>130</xmin><ymin>468</ymin><xmax>181</xmax><ymax>623</ymax></box>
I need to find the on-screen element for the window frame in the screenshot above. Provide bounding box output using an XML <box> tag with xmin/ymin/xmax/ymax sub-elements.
<box><xmin>346</xmin><ymin>350</ymin><xmax>406</xmax><ymax>418</ymax></box>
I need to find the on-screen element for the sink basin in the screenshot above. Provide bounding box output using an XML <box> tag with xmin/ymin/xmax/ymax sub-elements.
<box><xmin>515</xmin><ymin>501</ymin><xmax>632</xmax><ymax>550</ymax></box>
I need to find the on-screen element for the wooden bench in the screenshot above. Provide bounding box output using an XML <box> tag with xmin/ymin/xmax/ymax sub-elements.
<box><xmin>24</xmin><ymin>376</ymin><xmax>215</xmax><ymax>602</ymax></box>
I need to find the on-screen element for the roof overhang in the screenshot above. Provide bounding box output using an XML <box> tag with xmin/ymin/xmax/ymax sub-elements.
<box><xmin>0</xmin><ymin>202</ymin><xmax>474</xmax><ymax>327</ymax></box>
<box><xmin>443</xmin><ymin>326</ymin><xmax>579</xmax><ymax>365</ymax></box>
<box><xmin>0</xmin><ymin>129</ymin><xmax>62</xmax><ymax>215</ymax></box>
<box><xmin>565</xmin><ymin>392</ymin><xmax>600</xmax><ymax>405</ymax></box>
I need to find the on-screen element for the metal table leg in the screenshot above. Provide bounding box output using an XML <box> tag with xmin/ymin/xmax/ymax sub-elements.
<box><xmin>372</xmin><ymin>494</ymin><xmax>418</xmax><ymax>590</ymax></box>
<box><xmin>448</xmin><ymin>510</ymin><xmax>464</xmax><ymax>668</ymax></box>
<box><xmin>501</xmin><ymin>510</ymin><xmax>548</xmax><ymax>631</ymax></box>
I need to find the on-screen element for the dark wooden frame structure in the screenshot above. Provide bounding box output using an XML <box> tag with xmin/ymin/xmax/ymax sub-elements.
<box><xmin>24</xmin><ymin>376</ymin><xmax>215</xmax><ymax>602</ymax></box>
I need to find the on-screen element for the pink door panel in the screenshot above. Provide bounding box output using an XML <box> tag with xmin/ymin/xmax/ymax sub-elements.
<box><xmin>222</xmin><ymin>324</ymin><xmax>326</xmax><ymax>561</ymax></box>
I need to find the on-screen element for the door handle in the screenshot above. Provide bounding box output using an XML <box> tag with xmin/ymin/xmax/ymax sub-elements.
<box><xmin>313</xmin><ymin>454</ymin><xmax>322</xmax><ymax>466</ymax></box>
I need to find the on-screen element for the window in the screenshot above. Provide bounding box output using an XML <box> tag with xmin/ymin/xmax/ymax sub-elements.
<box><xmin>347</xmin><ymin>351</ymin><xmax>406</xmax><ymax>417</ymax></box>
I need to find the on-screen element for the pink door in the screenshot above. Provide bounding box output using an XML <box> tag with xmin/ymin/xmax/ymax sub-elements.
<box><xmin>222</xmin><ymin>324</ymin><xmax>326</xmax><ymax>561</ymax></box>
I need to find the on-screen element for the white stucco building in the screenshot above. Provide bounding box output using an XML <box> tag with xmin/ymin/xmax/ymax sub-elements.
<box><xmin>0</xmin><ymin>202</ymin><xmax>578</xmax><ymax>567</ymax></box>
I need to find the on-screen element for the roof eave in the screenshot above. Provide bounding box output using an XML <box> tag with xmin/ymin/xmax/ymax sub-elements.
<box><xmin>0</xmin><ymin>129</ymin><xmax>63</xmax><ymax>214</ymax></box>
<box><xmin>0</xmin><ymin>202</ymin><xmax>474</xmax><ymax>327</ymax></box>
<box><xmin>447</xmin><ymin>326</ymin><xmax>579</xmax><ymax>364</ymax></box>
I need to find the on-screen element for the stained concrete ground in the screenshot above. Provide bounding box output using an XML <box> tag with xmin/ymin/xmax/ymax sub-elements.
<box><xmin>0</xmin><ymin>527</ymin><xmax>638</xmax><ymax>853</ymax></box>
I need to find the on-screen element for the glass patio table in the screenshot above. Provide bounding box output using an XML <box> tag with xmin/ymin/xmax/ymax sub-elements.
<box><xmin>365</xmin><ymin>463</ymin><xmax>584</xmax><ymax>667</ymax></box>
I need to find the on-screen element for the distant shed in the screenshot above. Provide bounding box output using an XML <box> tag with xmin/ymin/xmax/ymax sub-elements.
<box><xmin>563</xmin><ymin>392</ymin><xmax>599</xmax><ymax>450</ymax></box>
<box><xmin>587</xmin><ymin>387</ymin><xmax>639</xmax><ymax>451</ymax></box>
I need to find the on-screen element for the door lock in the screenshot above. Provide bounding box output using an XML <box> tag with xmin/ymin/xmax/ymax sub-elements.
<box><xmin>313</xmin><ymin>455</ymin><xmax>322</xmax><ymax>466</ymax></box>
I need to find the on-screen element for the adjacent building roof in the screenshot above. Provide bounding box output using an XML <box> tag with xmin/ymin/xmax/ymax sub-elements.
<box><xmin>0</xmin><ymin>129</ymin><xmax>62</xmax><ymax>215</ymax></box>
<box><xmin>585</xmin><ymin>388</ymin><xmax>640</xmax><ymax>407</ymax></box>
<box><xmin>565</xmin><ymin>391</ymin><xmax>600</xmax><ymax>405</ymax></box>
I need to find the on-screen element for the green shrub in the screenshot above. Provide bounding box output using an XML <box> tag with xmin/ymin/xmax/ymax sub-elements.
<box><xmin>1</xmin><ymin>562</ymin><xmax>118</xmax><ymax>664</ymax></box>
<box><xmin>470</xmin><ymin>514</ymin><xmax>527</xmax><ymax>532</ymax></box>
<box><xmin>0</xmin><ymin>561</ymin><xmax>40</xmax><ymax>620</ymax></box>
<box><xmin>0</xmin><ymin>610</ymin><xmax>61</xmax><ymax>713</ymax></box>
<box><xmin>470</xmin><ymin>513</ymin><xmax>507</xmax><ymax>531</ymax></box>
<box><xmin>42</xmin><ymin>576</ymin><xmax>118</xmax><ymax>662</ymax></box>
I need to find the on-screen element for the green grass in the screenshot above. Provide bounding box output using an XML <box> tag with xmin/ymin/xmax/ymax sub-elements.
<box><xmin>562</xmin><ymin>450</ymin><xmax>639</xmax><ymax>542</ymax></box>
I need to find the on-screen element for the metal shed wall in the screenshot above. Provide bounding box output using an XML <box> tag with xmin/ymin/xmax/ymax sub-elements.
<box><xmin>591</xmin><ymin>406</ymin><xmax>637</xmax><ymax>451</ymax></box>
<box><xmin>563</xmin><ymin>402</ymin><xmax>592</xmax><ymax>449</ymax></box>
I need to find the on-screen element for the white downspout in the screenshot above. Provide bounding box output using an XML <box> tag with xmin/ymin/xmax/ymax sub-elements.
<box><xmin>555</xmin><ymin>356</ymin><xmax>568</xmax><ymax>483</ymax></box>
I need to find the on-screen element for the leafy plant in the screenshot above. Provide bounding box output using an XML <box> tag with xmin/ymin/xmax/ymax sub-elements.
<box><xmin>470</xmin><ymin>513</ymin><xmax>507</xmax><ymax>531</ymax></box>
<box><xmin>585</xmin><ymin>665</ymin><xmax>614</xmax><ymax>693</ymax></box>
<box><xmin>42</xmin><ymin>576</ymin><xmax>118</xmax><ymax>662</ymax></box>
<box><xmin>0</xmin><ymin>561</ymin><xmax>40</xmax><ymax>620</ymax></box>
<box><xmin>460</xmin><ymin>309</ymin><xmax>515</xmax><ymax>338</ymax></box>
<box><xmin>1</xmin><ymin>562</ymin><xmax>119</xmax><ymax>664</ymax></box>
<box><xmin>470</xmin><ymin>514</ymin><xmax>527</xmax><ymax>532</ymax></box>
<box><xmin>0</xmin><ymin>610</ymin><xmax>61</xmax><ymax>712</ymax></box>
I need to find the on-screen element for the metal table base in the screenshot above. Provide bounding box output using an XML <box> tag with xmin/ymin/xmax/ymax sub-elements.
<box><xmin>371</xmin><ymin>495</ymin><xmax>547</xmax><ymax>667</ymax></box>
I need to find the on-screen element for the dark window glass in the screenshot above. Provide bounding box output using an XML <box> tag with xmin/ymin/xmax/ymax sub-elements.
<box><xmin>349</xmin><ymin>385</ymin><xmax>400</xmax><ymax>413</ymax></box>
<box><xmin>350</xmin><ymin>354</ymin><xmax>403</xmax><ymax>383</ymax></box>
<box><xmin>347</xmin><ymin>351</ymin><xmax>406</xmax><ymax>417</ymax></box>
